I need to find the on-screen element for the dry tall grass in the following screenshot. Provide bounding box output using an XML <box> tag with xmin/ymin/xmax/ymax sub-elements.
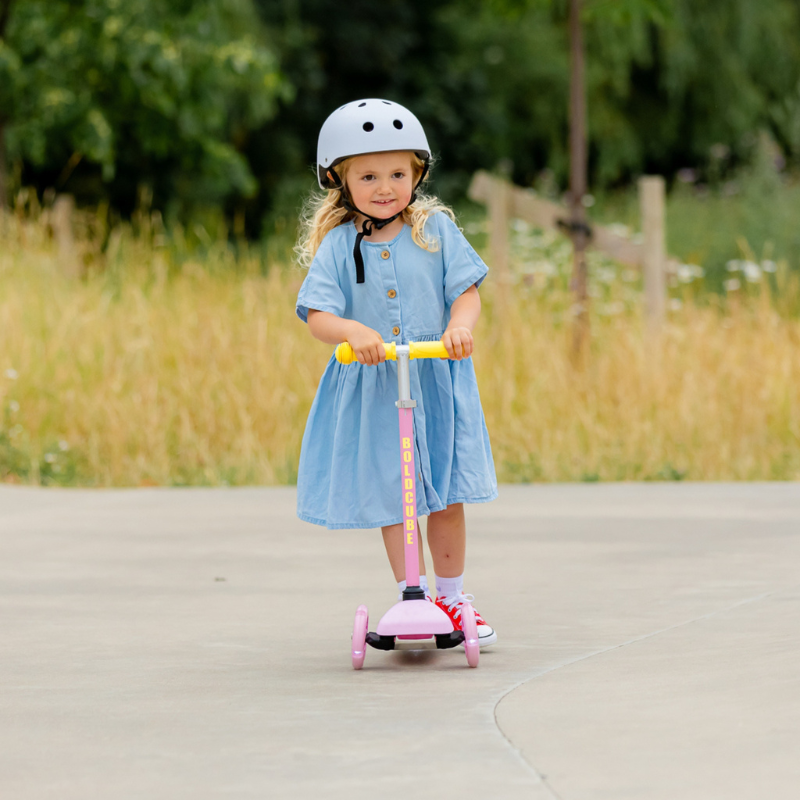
<box><xmin>1</xmin><ymin>209</ymin><xmax>799</xmax><ymax>486</ymax></box>
<box><xmin>479</xmin><ymin>288</ymin><xmax>800</xmax><ymax>482</ymax></box>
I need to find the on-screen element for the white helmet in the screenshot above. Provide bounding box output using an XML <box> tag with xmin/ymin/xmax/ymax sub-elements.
<box><xmin>317</xmin><ymin>98</ymin><xmax>431</xmax><ymax>189</ymax></box>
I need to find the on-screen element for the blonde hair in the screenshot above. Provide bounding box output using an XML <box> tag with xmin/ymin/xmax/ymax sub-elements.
<box><xmin>295</xmin><ymin>154</ymin><xmax>455</xmax><ymax>269</ymax></box>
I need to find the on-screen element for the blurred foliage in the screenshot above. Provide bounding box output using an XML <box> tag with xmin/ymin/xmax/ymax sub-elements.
<box><xmin>0</xmin><ymin>0</ymin><xmax>289</xmax><ymax>213</ymax></box>
<box><xmin>592</xmin><ymin>132</ymin><xmax>800</xmax><ymax>286</ymax></box>
<box><xmin>2</xmin><ymin>0</ymin><xmax>800</xmax><ymax>231</ymax></box>
<box><xmin>247</xmin><ymin>0</ymin><xmax>800</xmax><ymax>232</ymax></box>
<box><xmin>2</xmin><ymin>205</ymin><xmax>800</xmax><ymax>486</ymax></box>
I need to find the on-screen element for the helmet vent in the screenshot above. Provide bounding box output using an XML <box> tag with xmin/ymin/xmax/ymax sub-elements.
<box><xmin>382</xmin><ymin>100</ymin><xmax>392</xmax><ymax>104</ymax></box>
<box><xmin>393</xmin><ymin>119</ymin><xmax>403</xmax><ymax>129</ymax></box>
<box><xmin>358</xmin><ymin>102</ymin><xmax>367</xmax><ymax>107</ymax></box>
<box><xmin>362</xmin><ymin>122</ymin><xmax>374</xmax><ymax>132</ymax></box>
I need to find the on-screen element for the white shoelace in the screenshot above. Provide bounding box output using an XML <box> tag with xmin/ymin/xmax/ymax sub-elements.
<box><xmin>439</xmin><ymin>592</ymin><xmax>476</xmax><ymax>620</ymax></box>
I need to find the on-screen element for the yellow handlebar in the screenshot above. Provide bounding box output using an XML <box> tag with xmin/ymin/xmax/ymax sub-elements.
<box><xmin>335</xmin><ymin>341</ymin><xmax>449</xmax><ymax>364</ymax></box>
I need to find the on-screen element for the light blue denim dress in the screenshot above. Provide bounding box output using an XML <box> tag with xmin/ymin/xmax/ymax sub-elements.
<box><xmin>295</xmin><ymin>212</ymin><xmax>498</xmax><ymax>529</ymax></box>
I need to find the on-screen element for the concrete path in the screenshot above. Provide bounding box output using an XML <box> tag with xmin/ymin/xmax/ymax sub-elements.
<box><xmin>1</xmin><ymin>484</ymin><xmax>798</xmax><ymax>799</ymax></box>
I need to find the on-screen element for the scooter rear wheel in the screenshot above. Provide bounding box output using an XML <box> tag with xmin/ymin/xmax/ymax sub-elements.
<box><xmin>461</xmin><ymin>602</ymin><xmax>480</xmax><ymax>668</ymax></box>
<box><xmin>352</xmin><ymin>605</ymin><xmax>369</xmax><ymax>670</ymax></box>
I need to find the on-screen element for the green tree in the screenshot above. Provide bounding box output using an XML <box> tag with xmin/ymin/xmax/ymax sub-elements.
<box><xmin>255</xmin><ymin>0</ymin><xmax>800</xmax><ymax>209</ymax></box>
<box><xmin>0</xmin><ymin>0</ymin><xmax>290</xmax><ymax>210</ymax></box>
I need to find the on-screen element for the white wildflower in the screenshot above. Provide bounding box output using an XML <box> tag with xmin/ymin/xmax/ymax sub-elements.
<box><xmin>539</xmin><ymin>261</ymin><xmax>557</xmax><ymax>277</ymax></box>
<box><xmin>596</xmin><ymin>267</ymin><xmax>616</xmax><ymax>284</ymax></box>
<box><xmin>581</xmin><ymin>194</ymin><xmax>595</xmax><ymax>208</ymax></box>
<box><xmin>4</xmin><ymin>368</ymin><xmax>18</xmax><ymax>380</ymax></box>
<box><xmin>521</xmin><ymin>261</ymin><xmax>557</xmax><ymax>278</ymax></box>
<box><xmin>762</xmin><ymin>260</ymin><xmax>777</xmax><ymax>273</ymax></box>
<box><xmin>724</xmin><ymin>278</ymin><xmax>741</xmax><ymax>292</ymax></box>
<box><xmin>742</xmin><ymin>261</ymin><xmax>761</xmax><ymax>283</ymax></box>
<box><xmin>677</xmin><ymin>263</ymin><xmax>704</xmax><ymax>281</ymax></box>
<box><xmin>8</xmin><ymin>400</ymin><xmax>20</xmax><ymax>413</ymax></box>
<box><xmin>669</xmin><ymin>298</ymin><xmax>683</xmax><ymax>311</ymax></box>
<box><xmin>58</xmin><ymin>440</ymin><xmax>70</xmax><ymax>452</ymax></box>
<box><xmin>726</xmin><ymin>260</ymin><xmax>741</xmax><ymax>272</ymax></box>
<box><xmin>599</xmin><ymin>301</ymin><xmax>625</xmax><ymax>316</ymax></box>
<box><xmin>43</xmin><ymin>453</ymin><xmax>57</xmax><ymax>464</ymax></box>
<box><xmin>608</xmin><ymin>223</ymin><xmax>631</xmax><ymax>238</ymax></box>
<box><xmin>511</xmin><ymin>219</ymin><xmax>530</xmax><ymax>233</ymax></box>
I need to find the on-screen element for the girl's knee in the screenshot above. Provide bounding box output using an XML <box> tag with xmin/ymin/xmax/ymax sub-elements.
<box><xmin>430</xmin><ymin>503</ymin><xmax>463</xmax><ymax>519</ymax></box>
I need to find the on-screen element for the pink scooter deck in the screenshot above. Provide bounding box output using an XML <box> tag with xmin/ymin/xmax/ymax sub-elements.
<box><xmin>376</xmin><ymin>599</ymin><xmax>454</xmax><ymax>636</ymax></box>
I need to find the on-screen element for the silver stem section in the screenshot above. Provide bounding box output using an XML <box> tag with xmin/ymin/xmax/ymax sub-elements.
<box><xmin>395</xmin><ymin>345</ymin><xmax>416</xmax><ymax>409</ymax></box>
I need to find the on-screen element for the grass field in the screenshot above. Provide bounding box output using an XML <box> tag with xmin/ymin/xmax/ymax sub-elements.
<box><xmin>1</xmin><ymin>202</ymin><xmax>799</xmax><ymax>487</ymax></box>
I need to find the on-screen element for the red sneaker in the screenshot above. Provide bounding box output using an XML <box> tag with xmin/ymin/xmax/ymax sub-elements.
<box><xmin>435</xmin><ymin>594</ymin><xmax>497</xmax><ymax>647</ymax></box>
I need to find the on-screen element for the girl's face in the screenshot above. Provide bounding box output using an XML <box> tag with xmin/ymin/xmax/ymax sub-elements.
<box><xmin>343</xmin><ymin>151</ymin><xmax>415</xmax><ymax>219</ymax></box>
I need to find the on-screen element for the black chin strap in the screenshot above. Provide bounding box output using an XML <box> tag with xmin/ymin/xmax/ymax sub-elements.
<box><xmin>328</xmin><ymin>162</ymin><xmax>428</xmax><ymax>284</ymax></box>
<box><xmin>352</xmin><ymin>214</ymin><xmax>401</xmax><ymax>283</ymax></box>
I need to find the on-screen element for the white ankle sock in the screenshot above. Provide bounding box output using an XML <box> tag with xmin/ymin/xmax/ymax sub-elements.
<box><xmin>398</xmin><ymin>575</ymin><xmax>432</xmax><ymax>599</ymax></box>
<box><xmin>435</xmin><ymin>573</ymin><xmax>464</xmax><ymax>600</ymax></box>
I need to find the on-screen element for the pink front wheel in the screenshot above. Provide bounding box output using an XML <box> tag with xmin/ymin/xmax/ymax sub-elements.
<box><xmin>461</xmin><ymin>602</ymin><xmax>480</xmax><ymax>668</ymax></box>
<box><xmin>352</xmin><ymin>605</ymin><xmax>369</xmax><ymax>670</ymax></box>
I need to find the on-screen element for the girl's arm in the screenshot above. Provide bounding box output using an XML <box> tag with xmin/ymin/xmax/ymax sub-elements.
<box><xmin>306</xmin><ymin>309</ymin><xmax>386</xmax><ymax>366</ymax></box>
<box><xmin>442</xmin><ymin>284</ymin><xmax>480</xmax><ymax>360</ymax></box>
<box><xmin>307</xmin><ymin>283</ymin><xmax>481</xmax><ymax>365</ymax></box>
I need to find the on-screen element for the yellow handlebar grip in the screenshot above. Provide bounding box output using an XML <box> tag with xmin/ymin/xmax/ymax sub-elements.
<box><xmin>335</xmin><ymin>342</ymin><xmax>399</xmax><ymax>363</ymax></box>
<box><xmin>335</xmin><ymin>341</ymin><xmax>450</xmax><ymax>363</ymax></box>
<box><xmin>334</xmin><ymin>342</ymin><xmax>356</xmax><ymax>364</ymax></box>
<box><xmin>409</xmin><ymin>341</ymin><xmax>449</xmax><ymax>360</ymax></box>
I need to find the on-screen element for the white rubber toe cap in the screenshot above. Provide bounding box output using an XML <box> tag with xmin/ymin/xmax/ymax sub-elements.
<box><xmin>477</xmin><ymin>624</ymin><xmax>497</xmax><ymax>648</ymax></box>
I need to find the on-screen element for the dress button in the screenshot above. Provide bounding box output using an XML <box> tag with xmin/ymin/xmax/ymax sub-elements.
<box><xmin>392</xmin><ymin>326</ymin><xmax>400</xmax><ymax>336</ymax></box>
<box><xmin>381</xmin><ymin>250</ymin><xmax>390</xmax><ymax>260</ymax></box>
<box><xmin>387</xmin><ymin>289</ymin><xmax>396</xmax><ymax>299</ymax></box>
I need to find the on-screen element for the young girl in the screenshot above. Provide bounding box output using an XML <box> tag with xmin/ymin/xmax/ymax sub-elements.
<box><xmin>295</xmin><ymin>99</ymin><xmax>498</xmax><ymax>646</ymax></box>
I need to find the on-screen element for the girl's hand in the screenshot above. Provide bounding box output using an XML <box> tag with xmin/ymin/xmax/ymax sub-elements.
<box><xmin>442</xmin><ymin>326</ymin><xmax>474</xmax><ymax>360</ymax></box>
<box><xmin>346</xmin><ymin>322</ymin><xmax>386</xmax><ymax>366</ymax></box>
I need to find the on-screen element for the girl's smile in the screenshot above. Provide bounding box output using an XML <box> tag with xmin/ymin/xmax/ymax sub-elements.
<box><xmin>344</xmin><ymin>151</ymin><xmax>415</xmax><ymax>223</ymax></box>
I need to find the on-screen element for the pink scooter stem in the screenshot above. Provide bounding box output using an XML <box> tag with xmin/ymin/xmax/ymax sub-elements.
<box><xmin>337</xmin><ymin>340</ymin><xmax>479</xmax><ymax>666</ymax></box>
<box><xmin>395</xmin><ymin>346</ymin><xmax>421</xmax><ymax>591</ymax></box>
<box><xmin>399</xmin><ymin>407</ymin><xmax>419</xmax><ymax>587</ymax></box>
<box><xmin>334</xmin><ymin>340</ymin><xmax>450</xmax><ymax>597</ymax></box>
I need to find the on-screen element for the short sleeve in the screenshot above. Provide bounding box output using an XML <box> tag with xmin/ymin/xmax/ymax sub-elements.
<box><xmin>437</xmin><ymin>213</ymin><xmax>489</xmax><ymax>306</ymax></box>
<box><xmin>296</xmin><ymin>234</ymin><xmax>346</xmax><ymax>324</ymax></box>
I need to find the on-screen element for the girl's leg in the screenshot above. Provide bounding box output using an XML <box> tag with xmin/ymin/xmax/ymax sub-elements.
<box><xmin>381</xmin><ymin>521</ymin><xmax>427</xmax><ymax>583</ymax></box>
<box><xmin>427</xmin><ymin>503</ymin><xmax>466</xmax><ymax>579</ymax></box>
<box><xmin>427</xmin><ymin>503</ymin><xmax>497</xmax><ymax>646</ymax></box>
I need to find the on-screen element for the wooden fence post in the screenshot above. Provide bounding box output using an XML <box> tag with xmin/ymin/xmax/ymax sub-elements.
<box><xmin>639</xmin><ymin>176</ymin><xmax>666</xmax><ymax>334</ymax></box>
<box><xmin>53</xmin><ymin>194</ymin><xmax>80</xmax><ymax>278</ymax></box>
<box><xmin>468</xmin><ymin>169</ymin><xmax>670</xmax><ymax>336</ymax></box>
<box><xmin>488</xmin><ymin>174</ymin><xmax>511</xmax><ymax>303</ymax></box>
